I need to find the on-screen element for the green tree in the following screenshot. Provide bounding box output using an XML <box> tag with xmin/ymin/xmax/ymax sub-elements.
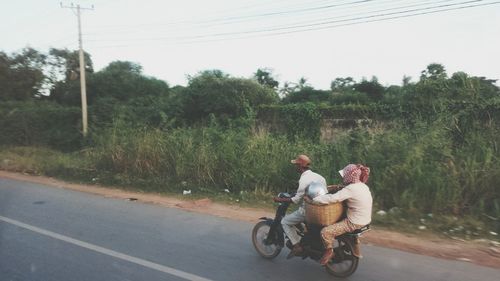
<box><xmin>254</xmin><ymin>68</ymin><xmax>279</xmax><ymax>89</ymax></box>
<box><xmin>89</xmin><ymin>61</ymin><xmax>170</xmax><ymax>126</ymax></box>
<box><xmin>420</xmin><ymin>63</ymin><xmax>447</xmax><ymax>81</ymax></box>
<box><xmin>50</xmin><ymin>60</ymin><xmax>168</xmax><ymax>106</ymax></box>
<box><xmin>48</xmin><ymin>48</ymin><xmax>93</xmax><ymax>82</ymax></box>
<box><xmin>181</xmin><ymin>70</ymin><xmax>278</xmax><ymax>122</ymax></box>
<box><xmin>449</xmin><ymin>71</ymin><xmax>499</xmax><ymax>100</ymax></box>
<box><xmin>330</xmin><ymin>77</ymin><xmax>355</xmax><ymax>92</ymax></box>
<box><xmin>353</xmin><ymin>76</ymin><xmax>385</xmax><ymax>101</ymax></box>
<box><xmin>0</xmin><ymin>48</ymin><xmax>48</xmax><ymax>100</ymax></box>
<box><xmin>91</xmin><ymin>61</ymin><xmax>168</xmax><ymax>101</ymax></box>
<box><xmin>48</xmin><ymin>48</ymin><xmax>94</xmax><ymax>105</ymax></box>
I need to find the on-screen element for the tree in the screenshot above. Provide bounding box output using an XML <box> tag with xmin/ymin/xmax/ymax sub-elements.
<box><xmin>48</xmin><ymin>48</ymin><xmax>93</xmax><ymax>82</ymax></box>
<box><xmin>420</xmin><ymin>63</ymin><xmax>447</xmax><ymax>81</ymax></box>
<box><xmin>282</xmin><ymin>87</ymin><xmax>330</xmax><ymax>104</ymax></box>
<box><xmin>91</xmin><ymin>61</ymin><xmax>165</xmax><ymax>101</ymax></box>
<box><xmin>353</xmin><ymin>76</ymin><xmax>385</xmax><ymax>101</ymax></box>
<box><xmin>330</xmin><ymin>77</ymin><xmax>355</xmax><ymax>92</ymax></box>
<box><xmin>297</xmin><ymin>77</ymin><xmax>310</xmax><ymax>90</ymax></box>
<box><xmin>0</xmin><ymin>48</ymin><xmax>47</xmax><ymax>100</ymax></box>
<box><xmin>449</xmin><ymin>71</ymin><xmax>499</xmax><ymax>100</ymax></box>
<box><xmin>181</xmin><ymin>70</ymin><xmax>278</xmax><ymax>121</ymax></box>
<box><xmin>407</xmin><ymin>64</ymin><xmax>449</xmax><ymax>104</ymax></box>
<box><xmin>254</xmin><ymin>68</ymin><xmax>279</xmax><ymax>89</ymax></box>
<box><xmin>48</xmin><ymin>48</ymin><xmax>94</xmax><ymax>104</ymax></box>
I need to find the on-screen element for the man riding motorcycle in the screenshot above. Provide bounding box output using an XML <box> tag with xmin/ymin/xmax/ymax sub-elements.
<box><xmin>273</xmin><ymin>154</ymin><xmax>327</xmax><ymax>259</ymax></box>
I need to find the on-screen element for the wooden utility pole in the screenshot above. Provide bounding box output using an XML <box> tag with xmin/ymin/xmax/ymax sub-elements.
<box><xmin>61</xmin><ymin>2</ymin><xmax>94</xmax><ymax>137</ymax></box>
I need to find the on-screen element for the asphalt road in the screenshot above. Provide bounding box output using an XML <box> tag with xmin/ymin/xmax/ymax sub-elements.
<box><xmin>0</xmin><ymin>177</ymin><xmax>499</xmax><ymax>281</ymax></box>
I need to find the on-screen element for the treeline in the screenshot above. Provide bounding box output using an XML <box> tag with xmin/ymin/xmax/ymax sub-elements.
<box><xmin>1</xmin><ymin>48</ymin><xmax>500</xmax><ymax>232</ymax></box>
<box><xmin>2</xmin><ymin>48</ymin><xmax>499</xmax><ymax>129</ymax></box>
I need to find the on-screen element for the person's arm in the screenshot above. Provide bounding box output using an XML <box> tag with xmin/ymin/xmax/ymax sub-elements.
<box><xmin>313</xmin><ymin>187</ymin><xmax>353</xmax><ymax>204</ymax></box>
<box><xmin>327</xmin><ymin>184</ymin><xmax>343</xmax><ymax>193</ymax></box>
<box><xmin>290</xmin><ymin>177</ymin><xmax>308</xmax><ymax>204</ymax></box>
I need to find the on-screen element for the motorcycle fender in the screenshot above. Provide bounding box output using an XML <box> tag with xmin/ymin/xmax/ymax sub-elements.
<box><xmin>258</xmin><ymin>217</ymin><xmax>285</xmax><ymax>247</ymax></box>
<box><xmin>258</xmin><ymin>217</ymin><xmax>274</xmax><ymax>224</ymax></box>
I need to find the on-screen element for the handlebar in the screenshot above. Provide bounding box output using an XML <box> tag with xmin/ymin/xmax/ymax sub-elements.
<box><xmin>277</xmin><ymin>192</ymin><xmax>295</xmax><ymax>199</ymax></box>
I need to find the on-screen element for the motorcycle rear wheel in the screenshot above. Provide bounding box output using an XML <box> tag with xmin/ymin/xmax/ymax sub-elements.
<box><xmin>252</xmin><ymin>221</ymin><xmax>282</xmax><ymax>259</ymax></box>
<box><xmin>325</xmin><ymin>238</ymin><xmax>359</xmax><ymax>277</ymax></box>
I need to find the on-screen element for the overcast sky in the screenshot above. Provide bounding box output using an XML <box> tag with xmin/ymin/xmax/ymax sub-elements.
<box><xmin>2</xmin><ymin>0</ymin><xmax>499</xmax><ymax>89</ymax></box>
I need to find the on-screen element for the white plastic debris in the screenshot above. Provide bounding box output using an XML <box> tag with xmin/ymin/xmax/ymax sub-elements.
<box><xmin>224</xmin><ymin>189</ymin><xmax>230</xmax><ymax>193</ymax></box>
<box><xmin>376</xmin><ymin>210</ymin><xmax>387</xmax><ymax>216</ymax></box>
<box><xmin>490</xmin><ymin>231</ymin><xmax>498</xmax><ymax>236</ymax></box>
<box><xmin>456</xmin><ymin>258</ymin><xmax>472</xmax><ymax>263</ymax></box>
<box><xmin>451</xmin><ymin>236</ymin><xmax>466</xmax><ymax>242</ymax></box>
<box><xmin>418</xmin><ymin>225</ymin><xmax>426</xmax><ymax>230</ymax></box>
<box><xmin>182</xmin><ymin>190</ymin><xmax>191</xmax><ymax>195</ymax></box>
<box><xmin>389</xmin><ymin>207</ymin><xmax>400</xmax><ymax>214</ymax></box>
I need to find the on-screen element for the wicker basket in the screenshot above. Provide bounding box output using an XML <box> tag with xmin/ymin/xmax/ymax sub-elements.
<box><xmin>305</xmin><ymin>201</ymin><xmax>344</xmax><ymax>226</ymax></box>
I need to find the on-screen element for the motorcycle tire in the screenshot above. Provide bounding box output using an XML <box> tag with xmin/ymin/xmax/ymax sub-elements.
<box><xmin>324</xmin><ymin>238</ymin><xmax>359</xmax><ymax>277</ymax></box>
<box><xmin>251</xmin><ymin>221</ymin><xmax>282</xmax><ymax>259</ymax></box>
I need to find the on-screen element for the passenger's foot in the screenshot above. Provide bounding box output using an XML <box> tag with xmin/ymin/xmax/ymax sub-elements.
<box><xmin>286</xmin><ymin>244</ymin><xmax>304</xmax><ymax>259</ymax></box>
<box><xmin>319</xmin><ymin>248</ymin><xmax>334</xmax><ymax>265</ymax></box>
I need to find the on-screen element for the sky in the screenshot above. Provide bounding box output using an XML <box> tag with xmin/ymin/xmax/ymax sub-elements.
<box><xmin>2</xmin><ymin>0</ymin><xmax>499</xmax><ymax>90</ymax></box>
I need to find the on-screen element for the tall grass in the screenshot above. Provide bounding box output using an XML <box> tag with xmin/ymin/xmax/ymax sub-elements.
<box><xmin>1</xmin><ymin>117</ymin><xmax>498</xmax><ymax>234</ymax></box>
<box><xmin>83</xmin><ymin>119</ymin><xmax>500</xmax><ymax>221</ymax></box>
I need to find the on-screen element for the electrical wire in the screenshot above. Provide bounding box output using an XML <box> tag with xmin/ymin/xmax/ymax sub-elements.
<box><xmin>85</xmin><ymin>0</ymin><xmax>498</xmax><ymax>46</ymax></box>
<box><xmin>85</xmin><ymin>0</ymin><xmax>499</xmax><ymax>48</ymax></box>
<box><xmin>83</xmin><ymin>0</ymin><xmax>451</xmax><ymax>39</ymax></box>
<box><xmin>83</xmin><ymin>0</ymin><xmax>376</xmax><ymax>32</ymax></box>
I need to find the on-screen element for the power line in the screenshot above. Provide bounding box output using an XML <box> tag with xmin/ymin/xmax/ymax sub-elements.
<box><xmin>83</xmin><ymin>0</ymin><xmax>411</xmax><ymax>37</ymax></box>
<box><xmin>162</xmin><ymin>0</ymin><xmax>486</xmax><ymax>40</ymax></box>
<box><xmin>263</xmin><ymin>0</ymin><xmax>500</xmax><ymax>36</ymax></box>
<box><xmin>83</xmin><ymin>0</ymin><xmax>375</xmax><ymax>32</ymax></box>
<box><xmin>189</xmin><ymin>0</ymin><xmax>375</xmax><ymax>24</ymax></box>
<box><xmin>85</xmin><ymin>0</ymin><xmax>497</xmax><ymax>46</ymax></box>
<box><xmin>86</xmin><ymin>0</ymin><xmax>499</xmax><ymax>48</ymax></box>
<box><xmin>83</xmin><ymin>0</ymin><xmax>450</xmax><ymax>39</ymax></box>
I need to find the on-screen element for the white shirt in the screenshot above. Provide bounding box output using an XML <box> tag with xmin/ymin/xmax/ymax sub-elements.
<box><xmin>291</xmin><ymin>170</ymin><xmax>327</xmax><ymax>208</ymax></box>
<box><xmin>313</xmin><ymin>182</ymin><xmax>373</xmax><ymax>225</ymax></box>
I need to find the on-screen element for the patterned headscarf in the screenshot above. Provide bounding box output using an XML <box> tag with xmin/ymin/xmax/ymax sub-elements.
<box><xmin>341</xmin><ymin>164</ymin><xmax>370</xmax><ymax>185</ymax></box>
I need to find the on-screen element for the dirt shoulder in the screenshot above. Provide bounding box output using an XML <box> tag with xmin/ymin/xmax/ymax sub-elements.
<box><xmin>1</xmin><ymin>170</ymin><xmax>499</xmax><ymax>269</ymax></box>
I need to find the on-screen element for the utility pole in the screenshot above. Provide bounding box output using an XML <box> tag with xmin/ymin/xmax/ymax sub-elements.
<box><xmin>61</xmin><ymin>2</ymin><xmax>94</xmax><ymax>137</ymax></box>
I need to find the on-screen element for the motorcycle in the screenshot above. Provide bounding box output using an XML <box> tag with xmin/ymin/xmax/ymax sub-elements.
<box><xmin>251</xmin><ymin>192</ymin><xmax>370</xmax><ymax>278</ymax></box>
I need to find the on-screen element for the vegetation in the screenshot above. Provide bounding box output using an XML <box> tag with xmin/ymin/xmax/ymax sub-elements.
<box><xmin>1</xmin><ymin>47</ymin><xmax>499</xmax><ymax>239</ymax></box>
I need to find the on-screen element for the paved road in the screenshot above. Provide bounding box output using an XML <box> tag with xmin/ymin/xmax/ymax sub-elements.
<box><xmin>0</xmin><ymin>177</ymin><xmax>498</xmax><ymax>281</ymax></box>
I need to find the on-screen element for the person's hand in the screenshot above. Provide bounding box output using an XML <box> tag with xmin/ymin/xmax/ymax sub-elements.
<box><xmin>303</xmin><ymin>195</ymin><xmax>313</xmax><ymax>204</ymax></box>
<box><xmin>273</xmin><ymin>197</ymin><xmax>292</xmax><ymax>203</ymax></box>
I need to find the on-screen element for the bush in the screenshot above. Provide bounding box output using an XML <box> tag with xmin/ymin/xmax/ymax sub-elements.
<box><xmin>0</xmin><ymin>101</ymin><xmax>82</xmax><ymax>151</ymax></box>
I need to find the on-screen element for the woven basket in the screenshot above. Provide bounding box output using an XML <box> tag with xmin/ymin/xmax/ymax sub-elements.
<box><xmin>305</xmin><ymin>201</ymin><xmax>344</xmax><ymax>226</ymax></box>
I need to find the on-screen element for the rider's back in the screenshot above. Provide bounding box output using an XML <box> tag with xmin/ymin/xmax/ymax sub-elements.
<box><xmin>314</xmin><ymin>182</ymin><xmax>372</xmax><ymax>226</ymax></box>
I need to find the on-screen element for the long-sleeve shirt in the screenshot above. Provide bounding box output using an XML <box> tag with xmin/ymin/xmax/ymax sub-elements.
<box><xmin>291</xmin><ymin>170</ymin><xmax>327</xmax><ymax>208</ymax></box>
<box><xmin>313</xmin><ymin>182</ymin><xmax>373</xmax><ymax>225</ymax></box>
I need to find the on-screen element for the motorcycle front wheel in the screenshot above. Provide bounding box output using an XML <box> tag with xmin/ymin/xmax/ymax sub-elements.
<box><xmin>251</xmin><ymin>221</ymin><xmax>282</xmax><ymax>259</ymax></box>
<box><xmin>325</xmin><ymin>238</ymin><xmax>359</xmax><ymax>277</ymax></box>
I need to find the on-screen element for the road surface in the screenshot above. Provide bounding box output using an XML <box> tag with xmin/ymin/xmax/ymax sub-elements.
<box><xmin>0</xmin><ymin>177</ymin><xmax>498</xmax><ymax>281</ymax></box>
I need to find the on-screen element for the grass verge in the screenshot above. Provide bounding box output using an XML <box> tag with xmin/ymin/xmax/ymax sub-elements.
<box><xmin>1</xmin><ymin>145</ymin><xmax>498</xmax><ymax>243</ymax></box>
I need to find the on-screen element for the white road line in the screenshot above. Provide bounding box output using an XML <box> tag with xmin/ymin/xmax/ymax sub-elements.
<box><xmin>0</xmin><ymin>215</ymin><xmax>213</xmax><ymax>281</ymax></box>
